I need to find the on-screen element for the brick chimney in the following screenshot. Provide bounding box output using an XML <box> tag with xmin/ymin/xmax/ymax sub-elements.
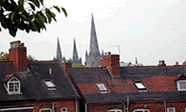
<box><xmin>9</xmin><ymin>40</ymin><xmax>27</xmax><ymax>71</ymax></box>
<box><xmin>101</xmin><ymin>52</ymin><xmax>120</xmax><ymax>75</ymax></box>
<box><xmin>158</xmin><ymin>60</ymin><xmax>166</xmax><ymax>66</ymax></box>
<box><xmin>62</xmin><ymin>60</ymin><xmax>72</xmax><ymax>73</ymax></box>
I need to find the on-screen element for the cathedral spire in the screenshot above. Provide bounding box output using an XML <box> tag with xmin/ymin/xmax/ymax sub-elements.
<box><xmin>89</xmin><ymin>13</ymin><xmax>100</xmax><ymax>56</ymax></box>
<box><xmin>73</xmin><ymin>38</ymin><xmax>78</xmax><ymax>61</ymax></box>
<box><xmin>56</xmin><ymin>37</ymin><xmax>63</xmax><ymax>62</ymax></box>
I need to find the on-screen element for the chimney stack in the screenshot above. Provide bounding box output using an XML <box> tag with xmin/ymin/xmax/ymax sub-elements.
<box><xmin>101</xmin><ymin>52</ymin><xmax>120</xmax><ymax>75</ymax></box>
<box><xmin>9</xmin><ymin>40</ymin><xmax>27</xmax><ymax>72</ymax></box>
<box><xmin>62</xmin><ymin>60</ymin><xmax>72</xmax><ymax>73</ymax></box>
<box><xmin>158</xmin><ymin>60</ymin><xmax>166</xmax><ymax>66</ymax></box>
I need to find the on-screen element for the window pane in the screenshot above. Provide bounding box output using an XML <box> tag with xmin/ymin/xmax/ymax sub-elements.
<box><xmin>135</xmin><ymin>83</ymin><xmax>146</xmax><ymax>89</ymax></box>
<box><xmin>41</xmin><ymin>110</ymin><xmax>51</xmax><ymax>112</ymax></box>
<box><xmin>15</xmin><ymin>83</ymin><xmax>19</xmax><ymax>92</ymax></box>
<box><xmin>9</xmin><ymin>83</ymin><xmax>14</xmax><ymax>92</ymax></box>
<box><xmin>180</xmin><ymin>82</ymin><xmax>186</xmax><ymax>89</ymax></box>
<box><xmin>97</xmin><ymin>83</ymin><xmax>107</xmax><ymax>91</ymax></box>
<box><xmin>168</xmin><ymin>108</ymin><xmax>175</xmax><ymax>112</ymax></box>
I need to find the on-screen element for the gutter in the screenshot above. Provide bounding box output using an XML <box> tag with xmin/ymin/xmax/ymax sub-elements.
<box><xmin>85</xmin><ymin>103</ymin><xmax>88</xmax><ymax>112</ymax></box>
<box><xmin>127</xmin><ymin>97</ymin><xmax>129</xmax><ymax>112</ymax></box>
<box><xmin>52</xmin><ymin>102</ymin><xmax>55</xmax><ymax>112</ymax></box>
<box><xmin>122</xmin><ymin>102</ymin><xmax>126</xmax><ymax>112</ymax></box>
<box><xmin>75</xmin><ymin>98</ymin><xmax>78</xmax><ymax>112</ymax></box>
<box><xmin>164</xmin><ymin>100</ymin><xmax>167</xmax><ymax>112</ymax></box>
<box><xmin>0</xmin><ymin>106</ymin><xmax>34</xmax><ymax>111</ymax></box>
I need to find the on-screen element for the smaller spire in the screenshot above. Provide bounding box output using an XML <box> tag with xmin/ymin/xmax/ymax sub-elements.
<box><xmin>135</xmin><ymin>57</ymin><xmax>138</xmax><ymax>64</ymax></box>
<box><xmin>86</xmin><ymin>50</ymin><xmax>88</xmax><ymax>56</ymax></box>
<box><xmin>102</xmin><ymin>50</ymin><xmax>104</xmax><ymax>55</ymax></box>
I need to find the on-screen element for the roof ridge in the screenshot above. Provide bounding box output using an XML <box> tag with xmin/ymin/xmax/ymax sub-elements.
<box><xmin>0</xmin><ymin>61</ymin><xmax>14</xmax><ymax>64</ymax></box>
<box><xmin>121</xmin><ymin>65</ymin><xmax>186</xmax><ymax>68</ymax></box>
<box><xmin>28</xmin><ymin>60</ymin><xmax>60</xmax><ymax>63</ymax></box>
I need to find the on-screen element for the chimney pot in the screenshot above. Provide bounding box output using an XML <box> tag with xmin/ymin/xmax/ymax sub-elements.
<box><xmin>108</xmin><ymin>52</ymin><xmax>111</xmax><ymax>55</ymax></box>
<box><xmin>158</xmin><ymin>60</ymin><xmax>166</xmax><ymax>66</ymax></box>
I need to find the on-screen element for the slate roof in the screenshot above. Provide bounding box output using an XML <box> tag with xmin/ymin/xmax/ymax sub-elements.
<box><xmin>68</xmin><ymin>66</ymin><xmax>186</xmax><ymax>104</ymax></box>
<box><xmin>0</xmin><ymin>61</ymin><xmax>80</xmax><ymax>102</ymax></box>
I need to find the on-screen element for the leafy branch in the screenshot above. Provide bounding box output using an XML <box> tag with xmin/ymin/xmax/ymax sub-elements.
<box><xmin>0</xmin><ymin>0</ymin><xmax>67</xmax><ymax>37</ymax></box>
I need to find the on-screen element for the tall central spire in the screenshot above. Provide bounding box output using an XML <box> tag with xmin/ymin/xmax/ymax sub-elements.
<box><xmin>73</xmin><ymin>38</ymin><xmax>78</xmax><ymax>61</ymax></box>
<box><xmin>89</xmin><ymin>14</ymin><xmax>100</xmax><ymax>56</ymax></box>
<box><xmin>56</xmin><ymin>37</ymin><xmax>63</xmax><ymax>62</ymax></box>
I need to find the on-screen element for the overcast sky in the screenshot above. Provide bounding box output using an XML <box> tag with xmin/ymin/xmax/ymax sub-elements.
<box><xmin>1</xmin><ymin>0</ymin><xmax>186</xmax><ymax>65</ymax></box>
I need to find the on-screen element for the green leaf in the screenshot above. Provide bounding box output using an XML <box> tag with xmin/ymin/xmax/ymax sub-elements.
<box><xmin>51</xmin><ymin>12</ymin><xmax>56</xmax><ymax>22</ymax></box>
<box><xmin>45</xmin><ymin>9</ymin><xmax>52</xmax><ymax>23</ymax></box>
<box><xmin>10</xmin><ymin>12</ymin><xmax>15</xmax><ymax>21</ymax></box>
<box><xmin>9</xmin><ymin>27</ymin><xmax>17</xmax><ymax>37</ymax></box>
<box><xmin>30</xmin><ymin>21</ymin><xmax>38</xmax><ymax>31</ymax></box>
<box><xmin>39</xmin><ymin>0</ymin><xmax>43</xmax><ymax>5</ymax></box>
<box><xmin>61</xmin><ymin>7</ymin><xmax>67</xmax><ymax>17</ymax></box>
<box><xmin>18</xmin><ymin>0</ymin><xmax>23</xmax><ymax>6</ymax></box>
<box><xmin>30</xmin><ymin>0</ymin><xmax>40</xmax><ymax>8</ymax></box>
<box><xmin>20</xmin><ymin>14</ymin><xmax>27</xmax><ymax>20</ymax></box>
<box><xmin>53</xmin><ymin>6</ymin><xmax>60</xmax><ymax>13</ymax></box>
<box><xmin>28</xmin><ymin>3</ymin><xmax>35</xmax><ymax>11</ymax></box>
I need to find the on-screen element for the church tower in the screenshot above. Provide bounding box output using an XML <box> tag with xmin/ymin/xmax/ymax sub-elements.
<box><xmin>85</xmin><ymin>14</ymin><xmax>103</xmax><ymax>67</ymax></box>
<box><xmin>70</xmin><ymin>38</ymin><xmax>82</xmax><ymax>64</ymax></box>
<box><xmin>54</xmin><ymin>37</ymin><xmax>66</xmax><ymax>63</ymax></box>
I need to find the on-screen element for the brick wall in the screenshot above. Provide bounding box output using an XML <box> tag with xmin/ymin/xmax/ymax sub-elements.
<box><xmin>86</xmin><ymin>100</ymin><xmax>186</xmax><ymax>112</ymax></box>
<box><xmin>0</xmin><ymin>100</ymin><xmax>79</xmax><ymax>112</ymax></box>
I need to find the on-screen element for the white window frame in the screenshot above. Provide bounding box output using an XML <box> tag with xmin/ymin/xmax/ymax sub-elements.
<box><xmin>167</xmin><ymin>107</ymin><xmax>175</xmax><ymax>112</ymax></box>
<box><xmin>134</xmin><ymin>81</ymin><xmax>147</xmax><ymax>92</ymax></box>
<box><xmin>96</xmin><ymin>83</ymin><xmax>109</xmax><ymax>93</ymax></box>
<box><xmin>40</xmin><ymin>108</ymin><xmax>52</xmax><ymax>112</ymax></box>
<box><xmin>43</xmin><ymin>79</ymin><xmax>56</xmax><ymax>90</ymax></box>
<box><xmin>133</xmin><ymin>109</ymin><xmax>150</xmax><ymax>112</ymax></box>
<box><xmin>177</xmin><ymin>80</ymin><xmax>186</xmax><ymax>91</ymax></box>
<box><xmin>49</xmin><ymin>68</ymin><xmax>52</xmax><ymax>75</ymax></box>
<box><xmin>107</xmin><ymin>109</ymin><xmax>122</xmax><ymax>112</ymax></box>
<box><xmin>61</xmin><ymin>107</ymin><xmax>67</xmax><ymax>112</ymax></box>
<box><xmin>7</xmin><ymin>76</ymin><xmax>21</xmax><ymax>94</ymax></box>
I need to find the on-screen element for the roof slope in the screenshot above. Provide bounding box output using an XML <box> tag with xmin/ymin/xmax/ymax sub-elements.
<box><xmin>0</xmin><ymin>61</ymin><xmax>80</xmax><ymax>102</ymax></box>
<box><xmin>68</xmin><ymin>66</ymin><xmax>186</xmax><ymax>104</ymax></box>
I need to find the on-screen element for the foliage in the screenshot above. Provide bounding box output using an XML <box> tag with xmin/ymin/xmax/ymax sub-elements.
<box><xmin>0</xmin><ymin>52</ymin><xmax>9</xmax><ymax>61</ymax></box>
<box><xmin>0</xmin><ymin>52</ymin><xmax>37</xmax><ymax>61</ymax></box>
<box><xmin>0</xmin><ymin>0</ymin><xmax>67</xmax><ymax>37</ymax></box>
<box><xmin>27</xmin><ymin>55</ymin><xmax>38</xmax><ymax>61</ymax></box>
<box><xmin>72</xmin><ymin>64</ymin><xmax>86</xmax><ymax>68</ymax></box>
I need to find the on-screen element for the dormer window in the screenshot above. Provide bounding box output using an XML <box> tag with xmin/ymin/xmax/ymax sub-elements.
<box><xmin>44</xmin><ymin>79</ymin><xmax>56</xmax><ymax>90</ymax></box>
<box><xmin>96</xmin><ymin>83</ymin><xmax>108</xmax><ymax>93</ymax></box>
<box><xmin>177</xmin><ymin>80</ymin><xmax>186</xmax><ymax>91</ymax></box>
<box><xmin>7</xmin><ymin>77</ymin><xmax>21</xmax><ymax>94</ymax></box>
<box><xmin>134</xmin><ymin>80</ymin><xmax>147</xmax><ymax>92</ymax></box>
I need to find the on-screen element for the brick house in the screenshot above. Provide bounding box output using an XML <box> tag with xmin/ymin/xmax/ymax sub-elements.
<box><xmin>0</xmin><ymin>40</ymin><xmax>80</xmax><ymax>112</ymax></box>
<box><xmin>65</xmin><ymin>52</ymin><xmax>186</xmax><ymax>112</ymax></box>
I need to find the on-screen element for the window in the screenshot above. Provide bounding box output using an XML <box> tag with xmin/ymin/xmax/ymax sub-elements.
<box><xmin>167</xmin><ymin>107</ymin><xmax>175</xmax><ymax>112</ymax></box>
<box><xmin>177</xmin><ymin>80</ymin><xmax>186</xmax><ymax>91</ymax></box>
<box><xmin>133</xmin><ymin>109</ymin><xmax>150</xmax><ymax>112</ymax></box>
<box><xmin>61</xmin><ymin>107</ymin><xmax>67</xmax><ymax>112</ymax></box>
<box><xmin>96</xmin><ymin>83</ymin><xmax>108</xmax><ymax>93</ymax></box>
<box><xmin>49</xmin><ymin>68</ymin><xmax>52</xmax><ymax>75</ymax></box>
<box><xmin>134</xmin><ymin>80</ymin><xmax>147</xmax><ymax>92</ymax></box>
<box><xmin>40</xmin><ymin>108</ymin><xmax>52</xmax><ymax>112</ymax></box>
<box><xmin>44</xmin><ymin>79</ymin><xmax>56</xmax><ymax>90</ymax></box>
<box><xmin>7</xmin><ymin>77</ymin><xmax>20</xmax><ymax>94</ymax></box>
<box><xmin>107</xmin><ymin>109</ymin><xmax>122</xmax><ymax>112</ymax></box>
